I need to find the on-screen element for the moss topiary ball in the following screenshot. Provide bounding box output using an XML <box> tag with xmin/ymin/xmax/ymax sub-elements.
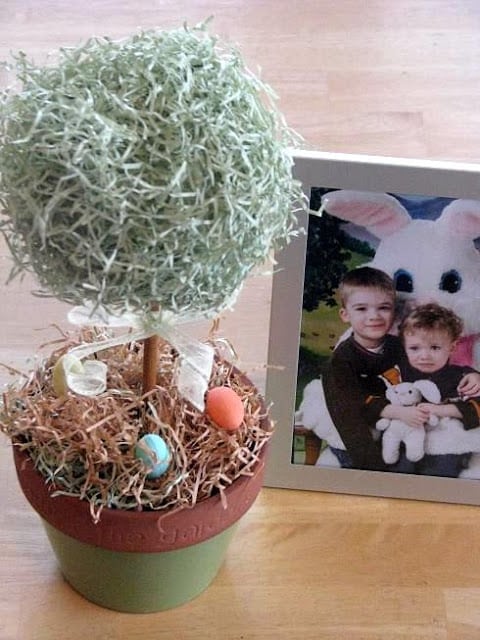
<box><xmin>0</xmin><ymin>25</ymin><xmax>302</xmax><ymax>318</ymax></box>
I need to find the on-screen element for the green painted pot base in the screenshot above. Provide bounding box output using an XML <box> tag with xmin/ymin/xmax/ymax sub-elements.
<box><xmin>43</xmin><ymin>519</ymin><xmax>238</xmax><ymax>612</ymax></box>
<box><xmin>13</xmin><ymin>443</ymin><xmax>267</xmax><ymax>613</ymax></box>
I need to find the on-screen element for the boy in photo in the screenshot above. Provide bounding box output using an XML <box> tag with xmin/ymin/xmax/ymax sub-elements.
<box><xmin>322</xmin><ymin>267</ymin><xmax>409</xmax><ymax>471</ymax></box>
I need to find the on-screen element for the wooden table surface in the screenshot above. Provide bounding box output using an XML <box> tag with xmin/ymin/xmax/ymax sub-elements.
<box><xmin>2</xmin><ymin>1</ymin><xmax>480</xmax><ymax>638</ymax></box>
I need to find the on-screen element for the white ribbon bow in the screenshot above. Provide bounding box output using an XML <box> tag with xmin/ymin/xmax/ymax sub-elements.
<box><xmin>61</xmin><ymin>305</ymin><xmax>214</xmax><ymax>411</ymax></box>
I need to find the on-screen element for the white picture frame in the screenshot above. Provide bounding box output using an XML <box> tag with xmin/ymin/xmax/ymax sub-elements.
<box><xmin>264</xmin><ymin>149</ymin><xmax>480</xmax><ymax>505</ymax></box>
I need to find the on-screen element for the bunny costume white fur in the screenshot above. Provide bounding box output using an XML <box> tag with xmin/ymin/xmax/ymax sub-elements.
<box><xmin>375</xmin><ymin>379</ymin><xmax>441</xmax><ymax>464</ymax></box>
<box><xmin>294</xmin><ymin>378</ymin><xmax>346</xmax><ymax>467</ymax></box>
<box><xmin>320</xmin><ymin>191</ymin><xmax>480</xmax><ymax>368</ymax></box>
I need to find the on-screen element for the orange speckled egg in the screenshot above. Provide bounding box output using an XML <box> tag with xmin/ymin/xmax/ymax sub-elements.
<box><xmin>206</xmin><ymin>386</ymin><xmax>245</xmax><ymax>431</ymax></box>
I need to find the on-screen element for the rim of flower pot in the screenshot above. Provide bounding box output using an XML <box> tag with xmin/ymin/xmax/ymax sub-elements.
<box><xmin>13</xmin><ymin>443</ymin><xmax>267</xmax><ymax>553</ymax></box>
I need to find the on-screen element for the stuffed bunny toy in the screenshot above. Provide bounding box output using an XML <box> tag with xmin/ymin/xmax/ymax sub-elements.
<box><xmin>375</xmin><ymin>379</ymin><xmax>441</xmax><ymax>464</ymax></box>
<box><xmin>320</xmin><ymin>191</ymin><xmax>480</xmax><ymax>368</ymax></box>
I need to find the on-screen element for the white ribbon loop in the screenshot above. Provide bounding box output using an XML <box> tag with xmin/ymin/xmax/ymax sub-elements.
<box><xmin>160</xmin><ymin>325</ymin><xmax>214</xmax><ymax>411</ymax></box>
<box><xmin>64</xmin><ymin>305</ymin><xmax>214</xmax><ymax>411</ymax></box>
<box><xmin>66</xmin><ymin>359</ymin><xmax>108</xmax><ymax>396</ymax></box>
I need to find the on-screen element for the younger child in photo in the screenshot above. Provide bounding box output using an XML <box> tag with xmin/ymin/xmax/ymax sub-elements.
<box><xmin>396</xmin><ymin>303</ymin><xmax>480</xmax><ymax>477</ymax></box>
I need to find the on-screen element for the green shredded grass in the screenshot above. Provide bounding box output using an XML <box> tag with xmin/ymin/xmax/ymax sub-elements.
<box><xmin>0</xmin><ymin>25</ymin><xmax>303</xmax><ymax>318</ymax></box>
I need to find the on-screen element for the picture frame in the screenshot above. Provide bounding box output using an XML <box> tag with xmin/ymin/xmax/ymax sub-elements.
<box><xmin>264</xmin><ymin>149</ymin><xmax>480</xmax><ymax>505</ymax></box>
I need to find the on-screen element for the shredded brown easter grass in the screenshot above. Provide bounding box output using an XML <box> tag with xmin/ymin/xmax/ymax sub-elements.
<box><xmin>0</xmin><ymin>330</ymin><xmax>272</xmax><ymax>522</ymax></box>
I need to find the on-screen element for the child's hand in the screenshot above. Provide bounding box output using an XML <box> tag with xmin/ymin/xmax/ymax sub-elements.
<box><xmin>458</xmin><ymin>372</ymin><xmax>480</xmax><ymax>397</ymax></box>
<box><xmin>396</xmin><ymin>405</ymin><xmax>430</xmax><ymax>428</ymax></box>
<box><xmin>418</xmin><ymin>402</ymin><xmax>461</xmax><ymax>419</ymax></box>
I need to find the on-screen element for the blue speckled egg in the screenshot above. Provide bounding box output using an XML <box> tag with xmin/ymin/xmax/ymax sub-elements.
<box><xmin>135</xmin><ymin>434</ymin><xmax>171</xmax><ymax>479</ymax></box>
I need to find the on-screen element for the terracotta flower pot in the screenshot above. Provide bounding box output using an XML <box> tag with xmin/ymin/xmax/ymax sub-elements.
<box><xmin>13</xmin><ymin>444</ymin><xmax>267</xmax><ymax>612</ymax></box>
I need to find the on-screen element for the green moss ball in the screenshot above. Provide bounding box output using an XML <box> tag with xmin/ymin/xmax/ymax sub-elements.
<box><xmin>0</xmin><ymin>26</ymin><xmax>302</xmax><ymax>318</ymax></box>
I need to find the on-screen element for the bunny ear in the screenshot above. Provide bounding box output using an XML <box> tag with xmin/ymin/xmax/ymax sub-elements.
<box><xmin>437</xmin><ymin>199</ymin><xmax>480</xmax><ymax>238</ymax></box>
<box><xmin>413</xmin><ymin>380</ymin><xmax>441</xmax><ymax>404</ymax></box>
<box><xmin>320</xmin><ymin>190</ymin><xmax>411</xmax><ymax>239</ymax></box>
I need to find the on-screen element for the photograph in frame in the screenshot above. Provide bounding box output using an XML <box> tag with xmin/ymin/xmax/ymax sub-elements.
<box><xmin>264</xmin><ymin>150</ymin><xmax>480</xmax><ymax>505</ymax></box>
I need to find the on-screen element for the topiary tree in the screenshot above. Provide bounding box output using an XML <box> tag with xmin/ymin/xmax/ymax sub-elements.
<box><xmin>0</xmin><ymin>25</ymin><xmax>303</xmax><ymax>394</ymax></box>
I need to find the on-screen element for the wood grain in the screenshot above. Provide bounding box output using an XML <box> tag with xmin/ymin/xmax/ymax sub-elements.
<box><xmin>2</xmin><ymin>1</ymin><xmax>480</xmax><ymax>637</ymax></box>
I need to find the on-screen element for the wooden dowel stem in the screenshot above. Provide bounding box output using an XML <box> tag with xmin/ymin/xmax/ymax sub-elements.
<box><xmin>142</xmin><ymin>334</ymin><xmax>160</xmax><ymax>395</ymax></box>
